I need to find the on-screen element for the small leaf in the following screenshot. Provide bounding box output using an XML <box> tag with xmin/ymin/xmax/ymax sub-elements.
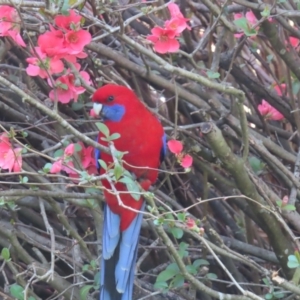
<box><xmin>287</xmin><ymin>255</ymin><xmax>300</xmax><ymax>268</ymax></box>
<box><xmin>153</xmin><ymin>281</ymin><xmax>168</xmax><ymax>290</ymax></box>
<box><xmin>1</xmin><ymin>248</ymin><xmax>10</xmax><ymax>260</ymax></box>
<box><xmin>282</xmin><ymin>204</ymin><xmax>296</xmax><ymax>211</ymax></box>
<box><xmin>79</xmin><ymin>285</ymin><xmax>93</xmax><ymax>300</ymax></box>
<box><xmin>96</xmin><ymin>122</ymin><xmax>110</xmax><ymax>138</ymax></box>
<box><xmin>248</xmin><ymin>156</ymin><xmax>265</xmax><ymax>175</ymax></box>
<box><xmin>170</xmin><ymin>227</ymin><xmax>183</xmax><ymax>239</ymax></box>
<box><xmin>9</xmin><ymin>284</ymin><xmax>24</xmax><ymax>300</ymax></box>
<box><xmin>207</xmin><ymin>70</ymin><xmax>220</xmax><ymax>79</ymax></box>
<box><xmin>98</xmin><ymin>159</ymin><xmax>107</xmax><ymax>170</ymax></box>
<box><xmin>206</xmin><ymin>273</ymin><xmax>218</xmax><ymax>280</ymax></box>
<box><xmin>178</xmin><ymin>242</ymin><xmax>189</xmax><ymax>258</ymax></box>
<box><xmin>166</xmin><ymin>263</ymin><xmax>180</xmax><ymax>273</ymax></box>
<box><xmin>193</xmin><ymin>259</ymin><xmax>209</xmax><ymax>268</ymax></box>
<box><xmin>186</xmin><ymin>264</ymin><xmax>197</xmax><ymax>275</ymax></box>
<box><xmin>265</xmin><ymin>293</ymin><xmax>273</xmax><ymax>300</ymax></box>
<box><xmin>74</xmin><ymin>143</ymin><xmax>82</xmax><ymax>152</ymax></box>
<box><xmin>171</xmin><ymin>274</ymin><xmax>184</xmax><ymax>288</ymax></box>
<box><xmin>292</xmin><ymin>80</ymin><xmax>300</xmax><ymax>95</ymax></box>
<box><xmin>234</xmin><ymin>17</ymin><xmax>257</xmax><ymax>36</ymax></box>
<box><xmin>108</xmin><ymin>133</ymin><xmax>121</xmax><ymax>141</ymax></box>
<box><xmin>177</xmin><ymin>212</ymin><xmax>186</xmax><ymax>222</ymax></box>
<box><xmin>54</xmin><ymin>149</ymin><xmax>64</xmax><ymax>158</ymax></box>
<box><xmin>114</xmin><ymin>163</ymin><xmax>123</xmax><ymax>181</ymax></box>
<box><xmin>71</xmin><ymin>102</ymin><xmax>84</xmax><ymax>111</ymax></box>
<box><xmin>156</xmin><ymin>269</ymin><xmax>176</xmax><ymax>282</ymax></box>
<box><xmin>260</xmin><ymin>7</ymin><xmax>270</xmax><ymax>17</ymax></box>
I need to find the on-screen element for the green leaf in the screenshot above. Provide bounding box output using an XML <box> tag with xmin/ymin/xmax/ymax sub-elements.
<box><xmin>248</xmin><ymin>156</ymin><xmax>265</xmax><ymax>175</ymax></box>
<box><xmin>186</xmin><ymin>264</ymin><xmax>197</xmax><ymax>275</ymax></box>
<box><xmin>71</xmin><ymin>102</ymin><xmax>84</xmax><ymax>111</ymax></box>
<box><xmin>170</xmin><ymin>227</ymin><xmax>183</xmax><ymax>239</ymax></box>
<box><xmin>234</xmin><ymin>17</ymin><xmax>257</xmax><ymax>36</ymax></box>
<box><xmin>54</xmin><ymin>149</ymin><xmax>64</xmax><ymax>158</ymax></box>
<box><xmin>79</xmin><ymin>285</ymin><xmax>93</xmax><ymax>300</ymax></box>
<box><xmin>74</xmin><ymin>143</ymin><xmax>82</xmax><ymax>152</ymax></box>
<box><xmin>265</xmin><ymin>293</ymin><xmax>273</xmax><ymax>300</ymax></box>
<box><xmin>166</xmin><ymin>263</ymin><xmax>180</xmax><ymax>273</ymax></box>
<box><xmin>94</xmin><ymin>271</ymin><xmax>100</xmax><ymax>287</ymax></box>
<box><xmin>282</xmin><ymin>204</ymin><xmax>296</xmax><ymax>211</ymax></box>
<box><xmin>19</xmin><ymin>176</ymin><xmax>28</xmax><ymax>184</ymax></box>
<box><xmin>1</xmin><ymin>248</ymin><xmax>10</xmax><ymax>260</ymax></box>
<box><xmin>119</xmin><ymin>177</ymin><xmax>141</xmax><ymax>201</ymax></box>
<box><xmin>82</xmin><ymin>264</ymin><xmax>90</xmax><ymax>271</ymax></box>
<box><xmin>207</xmin><ymin>70</ymin><xmax>220</xmax><ymax>79</ymax></box>
<box><xmin>292</xmin><ymin>80</ymin><xmax>300</xmax><ymax>95</ymax></box>
<box><xmin>108</xmin><ymin>133</ymin><xmax>121</xmax><ymax>141</ymax></box>
<box><xmin>276</xmin><ymin>200</ymin><xmax>282</xmax><ymax>208</ymax></box>
<box><xmin>98</xmin><ymin>159</ymin><xmax>107</xmax><ymax>170</ymax></box>
<box><xmin>153</xmin><ymin>281</ymin><xmax>168</xmax><ymax>290</ymax></box>
<box><xmin>177</xmin><ymin>212</ymin><xmax>186</xmax><ymax>222</ymax></box>
<box><xmin>114</xmin><ymin>163</ymin><xmax>123</xmax><ymax>181</ymax></box>
<box><xmin>266</xmin><ymin>54</ymin><xmax>273</xmax><ymax>64</ymax></box>
<box><xmin>178</xmin><ymin>242</ymin><xmax>189</xmax><ymax>258</ymax></box>
<box><xmin>171</xmin><ymin>274</ymin><xmax>184</xmax><ymax>288</ymax></box>
<box><xmin>206</xmin><ymin>273</ymin><xmax>218</xmax><ymax>280</ymax></box>
<box><xmin>274</xmin><ymin>292</ymin><xmax>285</xmax><ymax>299</ymax></box>
<box><xmin>96</xmin><ymin>122</ymin><xmax>110</xmax><ymax>138</ymax></box>
<box><xmin>193</xmin><ymin>259</ymin><xmax>209</xmax><ymax>268</ymax></box>
<box><xmin>9</xmin><ymin>284</ymin><xmax>24</xmax><ymax>300</ymax></box>
<box><xmin>287</xmin><ymin>255</ymin><xmax>300</xmax><ymax>268</ymax></box>
<box><xmin>260</xmin><ymin>6</ymin><xmax>270</xmax><ymax>17</ymax></box>
<box><xmin>156</xmin><ymin>269</ymin><xmax>176</xmax><ymax>282</ymax></box>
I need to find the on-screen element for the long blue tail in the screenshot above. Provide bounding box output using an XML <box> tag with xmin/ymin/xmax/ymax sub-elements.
<box><xmin>100</xmin><ymin>203</ymin><xmax>145</xmax><ymax>300</ymax></box>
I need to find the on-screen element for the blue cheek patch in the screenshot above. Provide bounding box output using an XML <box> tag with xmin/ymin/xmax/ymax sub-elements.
<box><xmin>160</xmin><ymin>133</ymin><xmax>167</xmax><ymax>163</ymax></box>
<box><xmin>102</xmin><ymin>104</ymin><xmax>125</xmax><ymax>122</ymax></box>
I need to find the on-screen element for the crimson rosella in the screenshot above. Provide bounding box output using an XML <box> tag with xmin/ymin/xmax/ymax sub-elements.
<box><xmin>92</xmin><ymin>84</ymin><xmax>166</xmax><ymax>300</ymax></box>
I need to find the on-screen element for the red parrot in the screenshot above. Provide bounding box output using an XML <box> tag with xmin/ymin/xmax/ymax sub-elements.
<box><xmin>92</xmin><ymin>84</ymin><xmax>165</xmax><ymax>300</ymax></box>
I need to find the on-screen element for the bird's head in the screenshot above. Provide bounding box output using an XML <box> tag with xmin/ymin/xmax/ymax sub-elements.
<box><xmin>92</xmin><ymin>84</ymin><xmax>141</xmax><ymax>122</ymax></box>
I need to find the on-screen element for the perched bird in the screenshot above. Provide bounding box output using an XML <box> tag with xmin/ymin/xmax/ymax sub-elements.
<box><xmin>92</xmin><ymin>84</ymin><xmax>165</xmax><ymax>300</ymax></box>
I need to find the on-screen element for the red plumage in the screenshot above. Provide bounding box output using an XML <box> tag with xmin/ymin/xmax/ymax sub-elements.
<box><xmin>93</xmin><ymin>84</ymin><xmax>164</xmax><ymax>230</ymax></box>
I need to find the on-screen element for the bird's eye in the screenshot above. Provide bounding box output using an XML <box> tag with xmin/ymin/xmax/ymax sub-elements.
<box><xmin>107</xmin><ymin>95</ymin><xmax>114</xmax><ymax>102</ymax></box>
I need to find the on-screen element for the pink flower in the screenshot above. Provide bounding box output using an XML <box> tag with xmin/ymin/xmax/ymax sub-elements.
<box><xmin>181</xmin><ymin>154</ymin><xmax>193</xmax><ymax>168</ymax></box>
<box><xmin>258</xmin><ymin>100</ymin><xmax>284</xmax><ymax>121</ymax></box>
<box><xmin>274</xmin><ymin>83</ymin><xmax>286</xmax><ymax>96</ymax></box>
<box><xmin>147</xmin><ymin>27</ymin><xmax>179</xmax><ymax>54</ymax></box>
<box><xmin>168</xmin><ymin>140</ymin><xmax>183</xmax><ymax>154</ymax></box>
<box><xmin>38</xmin><ymin>27</ymin><xmax>66</xmax><ymax>57</ymax></box>
<box><xmin>48</xmin><ymin>67</ymin><xmax>90</xmax><ymax>103</ymax></box>
<box><xmin>77</xmin><ymin>142</ymin><xmax>97</xmax><ymax>174</ymax></box>
<box><xmin>90</xmin><ymin>108</ymin><xmax>97</xmax><ymax>118</ymax></box>
<box><xmin>54</xmin><ymin>9</ymin><xmax>82</xmax><ymax>31</ymax></box>
<box><xmin>0</xmin><ymin>133</ymin><xmax>22</xmax><ymax>172</ymax></box>
<box><xmin>167</xmin><ymin>140</ymin><xmax>193</xmax><ymax>168</ymax></box>
<box><xmin>166</xmin><ymin>3</ymin><xmax>190</xmax><ymax>33</ymax></box>
<box><xmin>50</xmin><ymin>143</ymin><xmax>76</xmax><ymax>174</ymax></box>
<box><xmin>64</xmin><ymin>30</ymin><xmax>91</xmax><ymax>55</ymax></box>
<box><xmin>289</xmin><ymin>36</ymin><xmax>299</xmax><ymax>48</ymax></box>
<box><xmin>186</xmin><ymin>217</ymin><xmax>196</xmax><ymax>229</ymax></box>
<box><xmin>26</xmin><ymin>47</ymin><xmax>64</xmax><ymax>78</ymax></box>
<box><xmin>0</xmin><ymin>5</ymin><xmax>25</xmax><ymax>47</ymax></box>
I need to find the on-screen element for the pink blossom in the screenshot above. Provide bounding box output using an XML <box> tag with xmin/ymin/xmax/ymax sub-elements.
<box><xmin>186</xmin><ymin>217</ymin><xmax>196</xmax><ymax>229</ymax></box>
<box><xmin>274</xmin><ymin>83</ymin><xmax>286</xmax><ymax>96</ymax></box>
<box><xmin>64</xmin><ymin>30</ymin><xmax>91</xmax><ymax>55</ymax></box>
<box><xmin>0</xmin><ymin>5</ymin><xmax>25</xmax><ymax>47</ymax></box>
<box><xmin>181</xmin><ymin>154</ymin><xmax>193</xmax><ymax>168</ymax></box>
<box><xmin>38</xmin><ymin>27</ymin><xmax>66</xmax><ymax>57</ymax></box>
<box><xmin>258</xmin><ymin>100</ymin><xmax>284</xmax><ymax>121</ymax></box>
<box><xmin>90</xmin><ymin>108</ymin><xmax>97</xmax><ymax>118</ymax></box>
<box><xmin>166</xmin><ymin>3</ymin><xmax>190</xmax><ymax>33</ymax></box>
<box><xmin>48</xmin><ymin>67</ymin><xmax>90</xmax><ymax>103</ymax></box>
<box><xmin>147</xmin><ymin>27</ymin><xmax>179</xmax><ymax>54</ymax></box>
<box><xmin>26</xmin><ymin>47</ymin><xmax>64</xmax><ymax>78</ymax></box>
<box><xmin>0</xmin><ymin>133</ymin><xmax>22</xmax><ymax>172</ymax></box>
<box><xmin>54</xmin><ymin>9</ymin><xmax>82</xmax><ymax>31</ymax></box>
<box><xmin>50</xmin><ymin>144</ymin><xmax>76</xmax><ymax>174</ymax></box>
<box><xmin>77</xmin><ymin>142</ymin><xmax>97</xmax><ymax>174</ymax></box>
<box><xmin>167</xmin><ymin>140</ymin><xmax>193</xmax><ymax>168</ymax></box>
<box><xmin>289</xmin><ymin>36</ymin><xmax>299</xmax><ymax>48</ymax></box>
<box><xmin>168</xmin><ymin>140</ymin><xmax>183</xmax><ymax>154</ymax></box>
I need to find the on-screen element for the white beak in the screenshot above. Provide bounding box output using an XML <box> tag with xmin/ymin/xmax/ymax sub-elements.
<box><xmin>93</xmin><ymin>103</ymin><xmax>103</xmax><ymax>115</ymax></box>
